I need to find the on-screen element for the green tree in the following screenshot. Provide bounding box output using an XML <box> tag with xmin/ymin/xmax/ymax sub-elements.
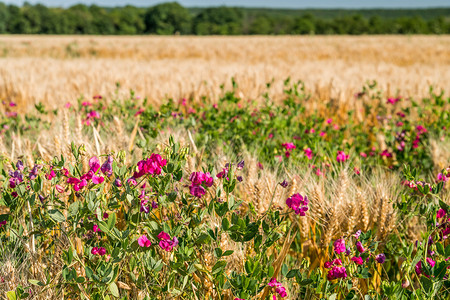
<box><xmin>292</xmin><ymin>14</ymin><xmax>315</xmax><ymax>34</ymax></box>
<box><xmin>144</xmin><ymin>2</ymin><xmax>191</xmax><ymax>35</ymax></box>
<box><xmin>193</xmin><ymin>7</ymin><xmax>243</xmax><ymax>35</ymax></box>
<box><xmin>248</xmin><ymin>15</ymin><xmax>272</xmax><ymax>35</ymax></box>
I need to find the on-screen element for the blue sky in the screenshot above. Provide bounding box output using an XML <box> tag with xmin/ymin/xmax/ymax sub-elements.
<box><xmin>2</xmin><ymin>0</ymin><xmax>449</xmax><ymax>8</ymax></box>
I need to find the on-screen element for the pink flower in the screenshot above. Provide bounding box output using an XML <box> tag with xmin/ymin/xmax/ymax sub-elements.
<box><xmin>93</xmin><ymin>224</ymin><xmax>101</xmax><ymax>232</ymax></box>
<box><xmin>89</xmin><ymin>156</ymin><xmax>101</xmax><ymax>173</ymax></box>
<box><xmin>437</xmin><ymin>173</ymin><xmax>448</xmax><ymax>182</ymax></box>
<box><xmin>327</xmin><ymin>266</ymin><xmax>347</xmax><ymax>280</ymax></box>
<box><xmin>286</xmin><ymin>193</ymin><xmax>308</xmax><ymax>216</ymax></box>
<box><xmin>158</xmin><ymin>231</ymin><xmax>178</xmax><ymax>252</ymax></box>
<box><xmin>356</xmin><ymin>241</ymin><xmax>365</xmax><ymax>253</ymax></box>
<box><xmin>91</xmin><ymin>247</ymin><xmax>106</xmax><ymax>256</ymax></box>
<box><xmin>326</xmin><ymin>118</ymin><xmax>332</xmax><ymax>124</ymax></box>
<box><xmin>138</xmin><ymin>235</ymin><xmax>152</xmax><ymax>247</ymax></box>
<box><xmin>268</xmin><ymin>278</ymin><xmax>287</xmax><ymax>298</ymax></box>
<box><xmin>190</xmin><ymin>185</ymin><xmax>206</xmax><ymax>198</ymax></box>
<box><xmin>133</xmin><ymin>154</ymin><xmax>167</xmax><ymax>178</ymax></box>
<box><xmin>92</xmin><ymin>175</ymin><xmax>104</xmax><ymax>185</ymax></box>
<box><xmin>65</xmin><ymin>102</ymin><xmax>72</xmax><ymax>108</ymax></box>
<box><xmin>437</xmin><ymin>209</ymin><xmax>446</xmax><ymax>219</ymax></box>
<box><xmin>353</xmin><ymin>167</ymin><xmax>360</xmax><ymax>175</ymax></box>
<box><xmin>134</xmin><ymin>108</ymin><xmax>145</xmax><ymax>116</ymax></box>
<box><xmin>55</xmin><ymin>184</ymin><xmax>65</xmax><ymax>193</ymax></box>
<box><xmin>320</xmin><ymin>131</ymin><xmax>326</xmax><ymax>137</ymax></box>
<box><xmin>282</xmin><ymin>143</ymin><xmax>296</xmax><ymax>150</ymax></box>
<box><xmin>336</xmin><ymin>151</ymin><xmax>349</xmax><ymax>163</ymax></box>
<box><xmin>333</xmin><ymin>239</ymin><xmax>346</xmax><ymax>254</ymax></box>
<box><xmin>387</xmin><ymin>97</ymin><xmax>400</xmax><ymax>104</ymax></box>
<box><xmin>46</xmin><ymin>169</ymin><xmax>56</xmax><ymax>180</ymax></box>
<box><xmin>304</xmin><ymin>148</ymin><xmax>313</xmax><ymax>160</ymax></box>
<box><xmin>351</xmin><ymin>256</ymin><xmax>364</xmax><ymax>265</ymax></box>
<box><xmin>0</xmin><ymin>220</ymin><xmax>7</xmax><ymax>229</ymax></box>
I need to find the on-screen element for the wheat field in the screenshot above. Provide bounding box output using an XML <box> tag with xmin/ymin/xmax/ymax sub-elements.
<box><xmin>0</xmin><ymin>35</ymin><xmax>449</xmax><ymax>112</ymax></box>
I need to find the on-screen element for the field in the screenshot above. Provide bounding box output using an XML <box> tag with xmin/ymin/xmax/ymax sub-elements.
<box><xmin>0</xmin><ymin>35</ymin><xmax>450</xmax><ymax>299</ymax></box>
<box><xmin>1</xmin><ymin>35</ymin><xmax>450</xmax><ymax>112</ymax></box>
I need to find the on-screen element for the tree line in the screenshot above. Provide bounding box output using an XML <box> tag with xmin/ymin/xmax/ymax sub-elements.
<box><xmin>0</xmin><ymin>2</ymin><xmax>449</xmax><ymax>35</ymax></box>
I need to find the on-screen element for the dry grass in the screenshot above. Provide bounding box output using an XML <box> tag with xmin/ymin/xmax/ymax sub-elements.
<box><xmin>0</xmin><ymin>35</ymin><xmax>449</xmax><ymax>113</ymax></box>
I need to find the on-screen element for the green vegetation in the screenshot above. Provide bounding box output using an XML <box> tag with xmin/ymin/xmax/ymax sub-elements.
<box><xmin>0</xmin><ymin>2</ymin><xmax>449</xmax><ymax>35</ymax></box>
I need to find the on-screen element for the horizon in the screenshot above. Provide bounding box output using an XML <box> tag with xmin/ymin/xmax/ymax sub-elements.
<box><xmin>2</xmin><ymin>0</ymin><xmax>450</xmax><ymax>9</ymax></box>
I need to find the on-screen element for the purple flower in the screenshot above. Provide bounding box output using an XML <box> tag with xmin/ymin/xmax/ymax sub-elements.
<box><xmin>16</xmin><ymin>160</ymin><xmax>24</xmax><ymax>171</ymax></box>
<box><xmin>237</xmin><ymin>160</ymin><xmax>245</xmax><ymax>170</ymax></box>
<box><xmin>376</xmin><ymin>253</ymin><xmax>386</xmax><ymax>264</ymax></box>
<box><xmin>100</xmin><ymin>156</ymin><xmax>113</xmax><ymax>176</ymax></box>
<box><xmin>279</xmin><ymin>180</ymin><xmax>289</xmax><ymax>188</ymax></box>
<box><xmin>114</xmin><ymin>178</ymin><xmax>122</xmax><ymax>187</ymax></box>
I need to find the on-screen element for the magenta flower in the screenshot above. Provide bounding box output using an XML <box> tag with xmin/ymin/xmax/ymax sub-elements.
<box><xmin>92</xmin><ymin>175</ymin><xmax>104</xmax><ymax>185</ymax></box>
<box><xmin>336</xmin><ymin>151</ymin><xmax>349</xmax><ymax>163</ymax></box>
<box><xmin>286</xmin><ymin>193</ymin><xmax>308</xmax><ymax>216</ymax></box>
<box><xmin>268</xmin><ymin>278</ymin><xmax>287</xmax><ymax>298</ymax></box>
<box><xmin>356</xmin><ymin>241</ymin><xmax>365</xmax><ymax>253</ymax></box>
<box><xmin>437</xmin><ymin>209</ymin><xmax>446</xmax><ymax>219</ymax></box>
<box><xmin>133</xmin><ymin>154</ymin><xmax>167</xmax><ymax>178</ymax></box>
<box><xmin>127</xmin><ymin>178</ymin><xmax>137</xmax><ymax>186</ymax></box>
<box><xmin>91</xmin><ymin>247</ymin><xmax>106</xmax><ymax>256</ymax></box>
<box><xmin>351</xmin><ymin>256</ymin><xmax>364</xmax><ymax>265</ymax></box>
<box><xmin>380</xmin><ymin>150</ymin><xmax>393</xmax><ymax>158</ymax></box>
<box><xmin>304</xmin><ymin>148</ymin><xmax>313</xmax><ymax>160</ymax></box>
<box><xmin>158</xmin><ymin>231</ymin><xmax>178</xmax><ymax>252</ymax></box>
<box><xmin>93</xmin><ymin>224</ymin><xmax>101</xmax><ymax>232</ymax></box>
<box><xmin>190</xmin><ymin>185</ymin><xmax>206</xmax><ymax>198</ymax></box>
<box><xmin>354</xmin><ymin>230</ymin><xmax>362</xmax><ymax>239</ymax></box>
<box><xmin>333</xmin><ymin>239</ymin><xmax>346</xmax><ymax>254</ymax></box>
<box><xmin>46</xmin><ymin>169</ymin><xmax>56</xmax><ymax>180</ymax></box>
<box><xmin>282</xmin><ymin>143</ymin><xmax>296</xmax><ymax>150</ymax></box>
<box><xmin>217</xmin><ymin>167</ymin><xmax>228</xmax><ymax>179</ymax></box>
<box><xmin>437</xmin><ymin>173</ymin><xmax>448</xmax><ymax>182</ymax></box>
<box><xmin>138</xmin><ymin>235</ymin><xmax>152</xmax><ymax>247</ymax></box>
<box><xmin>0</xmin><ymin>220</ymin><xmax>7</xmax><ymax>229</ymax></box>
<box><xmin>327</xmin><ymin>266</ymin><xmax>347</xmax><ymax>280</ymax></box>
<box><xmin>89</xmin><ymin>156</ymin><xmax>101</xmax><ymax>173</ymax></box>
<box><xmin>387</xmin><ymin>97</ymin><xmax>400</xmax><ymax>104</ymax></box>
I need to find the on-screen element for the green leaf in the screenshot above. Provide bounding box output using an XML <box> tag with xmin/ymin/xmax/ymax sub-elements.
<box><xmin>212</xmin><ymin>261</ymin><xmax>227</xmax><ymax>275</ymax></box>
<box><xmin>109</xmin><ymin>282</ymin><xmax>119</xmax><ymax>297</ymax></box>
<box><xmin>48</xmin><ymin>209</ymin><xmax>65</xmax><ymax>223</ymax></box>
<box><xmin>286</xmin><ymin>269</ymin><xmax>298</xmax><ymax>279</ymax></box>
<box><xmin>6</xmin><ymin>291</ymin><xmax>16</xmax><ymax>300</ymax></box>
<box><xmin>28</xmin><ymin>279</ymin><xmax>45</xmax><ymax>286</ymax></box>
<box><xmin>107</xmin><ymin>213</ymin><xmax>116</xmax><ymax>230</ymax></box>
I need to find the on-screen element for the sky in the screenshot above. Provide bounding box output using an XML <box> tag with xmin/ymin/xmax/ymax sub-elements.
<box><xmin>2</xmin><ymin>0</ymin><xmax>449</xmax><ymax>8</ymax></box>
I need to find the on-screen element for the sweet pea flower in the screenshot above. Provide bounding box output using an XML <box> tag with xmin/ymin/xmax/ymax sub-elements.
<box><xmin>336</xmin><ymin>151</ymin><xmax>349</xmax><ymax>163</ymax></box>
<box><xmin>376</xmin><ymin>253</ymin><xmax>386</xmax><ymax>264</ymax></box>
<box><xmin>356</xmin><ymin>241</ymin><xmax>365</xmax><ymax>253</ymax></box>
<box><xmin>333</xmin><ymin>239</ymin><xmax>346</xmax><ymax>254</ymax></box>
<box><xmin>91</xmin><ymin>247</ymin><xmax>106</xmax><ymax>256</ymax></box>
<box><xmin>158</xmin><ymin>231</ymin><xmax>178</xmax><ymax>252</ymax></box>
<box><xmin>286</xmin><ymin>193</ymin><xmax>308</xmax><ymax>216</ymax></box>
<box><xmin>101</xmin><ymin>156</ymin><xmax>113</xmax><ymax>176</ymax></box>
<box><xmin>304</xmin><ymin>148</ymin><xmax>313</xmax><ymax>160</ymax></box>
<box><xmin>351</xmin><ymin>256</ymin><xmax>364</xmax><ymax>265</ymax></box>
<box><xmin>93</xmin><ymin>224</ymin><xmax>101</xmax><ymax>232</ymax></box>
<box><xmin>138</xmin><ymin>235</ymin><xmax>152</xmax><ymax>247</ymax></box>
